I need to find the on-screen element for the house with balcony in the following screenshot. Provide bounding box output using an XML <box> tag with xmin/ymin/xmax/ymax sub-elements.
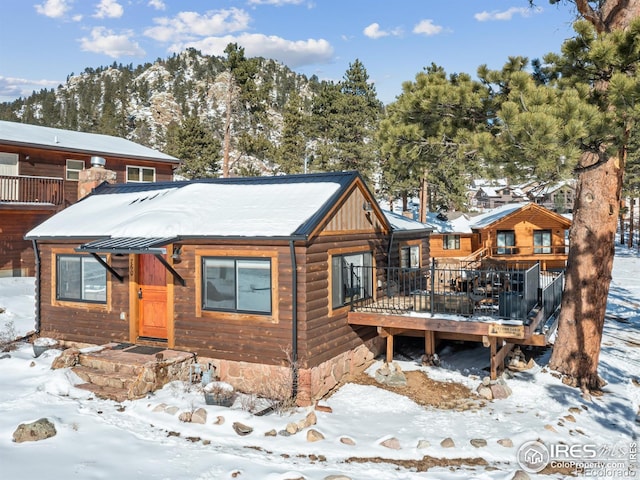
<box><xmin>0</xmin><ymin>120</ymin><xmax>180</xmax><ymax>277</ymax></box>
<box><xmin>428</xmin><ymin>203</ymin><xmax>571</xmax><ymax>271</ymax></box>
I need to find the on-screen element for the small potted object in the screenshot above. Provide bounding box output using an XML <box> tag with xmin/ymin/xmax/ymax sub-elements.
<box><xmin>203</xmin><ymin>381</ymin><xmax>235</xmax><ymax>407</ymax></box>
<box><xmin>32</xmin><ymin>337</ymin><xmax>58</xmax><ymax>358</ymax></box>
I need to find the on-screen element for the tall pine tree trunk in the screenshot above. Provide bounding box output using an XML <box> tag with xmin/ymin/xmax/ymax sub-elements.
<box><xmin>549</xmin><ymin>150</ymin><xmax>624</xmax><ymax>389</ymax></box>
<box><xmin>223</xmin><ymin>72</ymin><xmax>232</xmax><ymax>178</ymax></box>
<box><xmin>548</xmin><ymin>0</ymin><xmax>639</xmax><ymax>390</ymax></box>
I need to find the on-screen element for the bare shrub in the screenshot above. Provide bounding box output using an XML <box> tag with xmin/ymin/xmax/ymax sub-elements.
<box><xmin>0</xmin><ymin>320</ymin><xmax>17</xmax><ymax>352</ymax></box>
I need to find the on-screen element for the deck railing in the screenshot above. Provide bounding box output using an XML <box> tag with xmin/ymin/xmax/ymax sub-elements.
<box><xmin>0</xmin><ymin>175</ymin><xmax>64</xmax><ymax>205</ymax></box>
<box><xmin>350</xmin><ymin>263</ymin><xmax>562</xmax><ymax>323</ymax></box>
<box><xmin>541</xmin><ymin>270</ymin><xmax>564</xmax><ymax>319</ymax></box>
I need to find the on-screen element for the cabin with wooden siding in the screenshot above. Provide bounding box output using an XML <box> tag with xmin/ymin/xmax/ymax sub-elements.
<box><xmin>428</xmin><ymin>203</ymin><xmax>571</xmax><ymax>270</ymax></box>
<box><xmin>0</xmin><ymin>120</ymin><xmax>180</xmax><ymax>276</ymax></box>
<box><xmin>25</xmin><ymin>171</ymin><xmax>432</xmax><ymax>405</ymax></box>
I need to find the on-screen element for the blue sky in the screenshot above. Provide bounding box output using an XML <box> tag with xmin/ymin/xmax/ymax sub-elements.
<box><xmin>0</xmin><ymin>0</ymin><xmax>578</xmax><ymax>105</ymax></box>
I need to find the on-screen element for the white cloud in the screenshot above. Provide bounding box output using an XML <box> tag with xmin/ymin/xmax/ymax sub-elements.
<box><xmin>93</xmin><ymin>0</ymin><xmax>124</xmax><ymax>19</ymax></box>
<box><xmin>80</xmin><ymin>27</ymin><xmax>145</xmax><ymax>58</ymax></box>
<box><xmin>363</xmin><ymin>23</ymin><xmax>388</xmax><ymax>39</ymax></box>
<box><xmin>474</xmin><ymin>7</ymin><xmax>537</xmax><ymax>22</ymax></box>
<box><xmin>148</xmin><ymin>0</ymin><xmax>166</xmax><ymax>10</ymax></box>
<box><xmin>412</xmin><ymin>19</ymin><xmax>443</xmax><ymax>36</ymax></box>
<box><xmin>34</xmin><ymin>0</ymin><xmax>72</xmax><ymax>18</ymax></box>
<box><xmin>144</xmin><ymin>8</ymin><xmax>251</xmax><ymax>43</ymax></box>
<box><xmin>171</xmin><ymin>33</ymin><xmax>333</xmax><ymax>68</ymax></box>
<box><xmin>0</xmin><ymin>76</ymin><xmax>60</xmax><ymax>101</ymax></box>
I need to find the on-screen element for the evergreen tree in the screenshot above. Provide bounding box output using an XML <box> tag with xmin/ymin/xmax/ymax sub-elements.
<box><xmin>277</xmin><ymin>92</ymin><xmax>308</xmax><ymax>174</ymax></box>
<box><xmin>334</xmin><ymin>59</ymin><xmax>382</xmax><ymax>182</ymax></box>
<box><xmin>166</xmin><ymin>116</ymin><xmax>221</xmax><ymax>179</ymax></box>
<box><xmin>378</xmin><ymin>64</ymin><xmax>490</xmax><ymax>214</ymax></box>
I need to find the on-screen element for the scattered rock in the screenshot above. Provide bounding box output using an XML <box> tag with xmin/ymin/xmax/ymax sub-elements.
<box><xmin>51</xmin><ymin>347</ymin><xmax>80</xmax><ymax>369</ymax></box>
<box><xmin>324</xmin><ymin>476</ymin><xmax>352</xmax><ymax>480</ymax></box>
<box><xmin>568</xmin><ymin>407</ymin><xmax>582</xmax><ymax>415</ymax></box>
<box><xmin>13</xmin><ymin>418</ymin><xmax>57</xmax><ymax>443</ymax></box>
<box><xmin>380</xmin><ymin>437</ymin><xmax>401</xmax><ymax>449</ymax></box>
<box><xmin>233</xmin><ymin>422</ymin><xmax>253</xmax><ymax>436</ymax></box>
<box><xmin>278</xmin><ymin>429</ymin><xmax>292</xmax><ymax>437</ymax></box>
<box><xmin>306</xmin><ymin>429</ymin><xmax>325</xmax><ymax>442</ymax></box>
<box><xmin>315</xmin><ymin>404</ymin><xmax>333</xmax><ymax>413</ymax></box>
<box><xmin>178</xmin><ymin>412</ymin><xmax>192</xmax><ymax>423</ymax></box>
<box><xmin>511</xmin><ymin>470</ymin><xmax>531</xmax><ymax>480</ymax></box>
<box><xmin>0</xmin><ymin>353</ymin><xmax>10</xmax><ymax>360</ymax></box>
<box><xmin>286</xmin><ymin>422</ymin><xmax>299</xmax><ymax>435</ymax></box>
<box><xmin>374</xmin><ymin>362</ymin><xmax>407</xmax><ymax>387</ymax></box>
<box><xmin>165</xmin><ymin>406</ymin><xmax>179</xmax><ymax>415</ymax></box>
<box><xmin>416</xmin><ymin>439</ymin><xmax>431</xmax><ymax>449</ymax></box>
<box><xmin>152</xmin><ymin>403</ymin><xmax>167</xmax><ymax>412</ymax></box>
<box><xmin>297</xmin><ymin>411</ymin><xmax>317</xmax><ymax>430</ymax></box>
<box><xmin>508</xmin><ymin>347</ymin><xmax>535</xmax><ymax>371</ymax></box>
<box><xmin>421</xmin><ymin>353</ymin><xmax>440</xmax><ymax>366</ymax></box>
<box><xmin>264</xmin><ymin>429</ymin><xmax>277</xmax><ymax>437</ymax></box>
<box><xmin>440</xmin><ymin>437</ymin><xmax>455</xmax><ymax>448</ymax></box>
<box><xmin>191</xmin><ymin>408</ymin><xmax>207</xmax><ymax>424</ymax></box>
<box><xmin>214</xmin><ymin>415</ymin><xmax>225</xmax><ymax>425</ymax></box>
<box><xmin>544</xmin><ymin>424</ymin><xmax>557</xmax><ymax>433</ymax></box>
<box><xmin>497</xmin><ymin>438</ymin><xmax>513</xmax><ymax>448</ymax></box>
<box><xmin>490</xmin><ymin>384</ymin><xmax>510</xmax><ymax>400</ymax></box>
<box><xmin>470</xmin><ymin>438</ymin><xmax>487</xmax><ymax>448</ymax></box>
<box><xmin>477</xmin><ymin>386</ymin><xmax>493</xmax><ymax>400</ymax></box>
<box><xmin>563</xmin><ymin>414</ymin><xmax>576</xmax><ymax>423</ymax></box>
<box><xmin>340</xmin><ymin>436</ymin><xmax>355</xmax><ymax>446</ymax></box>
<box><xmin>482</xmin><ymin>376</ymin><xmax>491</xmax><ymax>387</ymax></box>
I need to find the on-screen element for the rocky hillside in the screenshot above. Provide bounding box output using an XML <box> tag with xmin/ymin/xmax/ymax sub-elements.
<box><xmin>0</xmin><ymin>48</ymin><xmax>318</xmax><ymax>155</ymax></box>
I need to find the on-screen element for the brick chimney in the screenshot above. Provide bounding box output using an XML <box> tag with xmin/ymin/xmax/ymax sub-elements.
<box><xmin>78</xmin><ymin>156</ymin><xmax>117</xmax><ymax>200</ymax></box>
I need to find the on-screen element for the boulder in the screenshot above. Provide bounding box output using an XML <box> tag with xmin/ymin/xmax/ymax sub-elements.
<box><xmin>51</xmin><ymin>347</ymin><xmax>80</xmax><ymax>369</ymax></box>
<box><xmin>306</xmin><ymin>429</ymin><xmax>325</xmax><ymax>442</ymax></box>
<box><xmin>13</xmin><ymin>418</ymin><xmax>57</xmax><ymax>443</ymax></box>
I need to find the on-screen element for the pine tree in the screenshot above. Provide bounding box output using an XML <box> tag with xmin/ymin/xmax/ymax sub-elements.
<box><xmin>378</xmin><ymin>64</ymin><xmax>489</xmax><ymax>214</ymax></box>
<box><xmin>166</xmin><ymin>117</ymin><xmax>221</xmax><ymax>179</ymax></box>
<box><xmin>277</xmin><ymin>92</ymin><xmax>308</xmax><ymax>174</ymax></box>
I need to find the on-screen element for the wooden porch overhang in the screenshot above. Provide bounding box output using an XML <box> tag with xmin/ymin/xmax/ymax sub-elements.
<box><xmin>348</xmin><ymin>307</ymin><xmax>556</xmax><ymax>379</ymax></box>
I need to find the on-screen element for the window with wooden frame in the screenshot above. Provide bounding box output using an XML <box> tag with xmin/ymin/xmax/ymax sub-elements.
<box><xmin>496</xmin><ymin>230</ymin><xmax>516</xmax><ymax>254</ymax></box>
<box><xmin>400</xmin><ymin>244</ymin><xmax>420</xmax><ymax>269</ymax></box>
<box><xmin>533</xmin><ymin>230</ymin><xmax>552</xmax><ymax>254</ymax></box>
<box><xmin>202</xmin><ymin>257</ymin><xmax>272</xmax><ymax>314</ymax></box>
<box><xmin>442</xmin><ymin>234</ymin><xmax>460</xmax><ymax>250</ymax></box>
<box><xmin>56</xmin><ymin>254</ymin><xmax>107</xmax><ymax>303</ymax></box>
<box><xmin>65</xmin><ymin>159</ymin><xmax>85</xmax><ymax>181</ymax></box>
<box><xmin>331</xmin><ymin>251</ymin><xmax>373</xmax><ymax>309</ymax></box>
<box><xmin>126</xmin><ymin>165</ymin><xmax>156</xmax><ymax>183</ymax></box>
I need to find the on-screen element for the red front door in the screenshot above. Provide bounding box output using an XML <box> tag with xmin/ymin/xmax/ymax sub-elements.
<box><xmin>138</xmin><ymin>255</ymin><xmax>167</xmax><ymax>340</ymax></box>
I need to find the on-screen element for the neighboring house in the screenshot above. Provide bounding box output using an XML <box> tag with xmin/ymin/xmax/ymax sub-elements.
<box><xmin>0</xmin><ymin>120</ymin><xmax>180</xmax><ymax>277</ymax></box>
<box><xmin>25</xmin><ymin>171</ymin><xmax>431</xmax><ymax>405</ymax></box>
<box><xmin>428</xmin><ymin>203</ymin><xmax>571</xmax><ymax>270</ymax></box>
<box><xmin>527</xmin><ymin>180</ymin><xmax>576</xmax><ymax>213</ymax></box>
<box><xmin>473</xmin><ymin>185</ymin><xmax>527</xmax><ymax>211</ymax></box>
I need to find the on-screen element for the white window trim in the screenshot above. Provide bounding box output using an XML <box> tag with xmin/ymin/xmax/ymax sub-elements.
<box><xmin>65</xmin><ymin>159</ymin><xmax>85</xmax><ymax>181</ymax></box>
<box><xmin>126</xmin><ymin>165</ymin><xmax>156</xmax><ymax>183</ymax></box>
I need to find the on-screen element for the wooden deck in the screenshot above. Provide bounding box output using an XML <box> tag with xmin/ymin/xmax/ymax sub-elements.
<box><xmin>348</xmin><ymin>305</ymin><xmax>557</xmax><ymax>379</ymax></box>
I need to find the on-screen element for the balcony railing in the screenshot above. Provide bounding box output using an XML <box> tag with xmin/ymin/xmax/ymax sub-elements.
<box><xmin>350</xmin><ymin>263</ymin><xmax>562</xmax><ymax>323</ymax></box>
<box><xmin>486</xmin><ymin>245</ymin><xmax>569</xmax><ymax>256</ymax></box>
<box><xmin>0</xmin><ymin>175</ymin><xmax>64</xmax><ymax>205</ymax></box>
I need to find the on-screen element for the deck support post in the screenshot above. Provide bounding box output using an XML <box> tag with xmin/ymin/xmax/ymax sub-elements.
<box><xmin>424</xmin><ymin>330</ymin><xmax>436</xmax><ymax>356</ymax></box>
<box><xmin>386</xmin><ymin>334</ymin><xmax>394</xmax><ymax>363</ymax></box>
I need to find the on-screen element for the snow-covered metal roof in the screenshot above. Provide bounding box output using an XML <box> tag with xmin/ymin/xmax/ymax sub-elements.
<box><xmin>383</xmin><ymin>209</ymin><xmax>432</xmax><ymax>233</ymax></box>
<box><xmin>0</xmin><ymin>120</ymin><xmax>179</xmax><ymax>163</ymax></box>
<box><xmin>26</xmin><ymin>172</ymin><xmax>382</xmax><ymax>240</ymax></box>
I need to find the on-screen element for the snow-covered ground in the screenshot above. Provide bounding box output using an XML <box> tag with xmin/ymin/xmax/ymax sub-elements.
<box><xmin>0</xmin><ymin>246</ymin><xmax>638</xmax><ymax>480</ymax></box>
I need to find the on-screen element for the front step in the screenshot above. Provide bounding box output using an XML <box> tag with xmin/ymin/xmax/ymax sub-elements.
<box><xmin>67</xmin><ymin>344</ymin><xmax>196</xmax><ymax>401</ymax></box>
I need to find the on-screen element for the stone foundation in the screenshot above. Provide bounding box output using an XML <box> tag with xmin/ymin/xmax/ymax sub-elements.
<box><xmin>200</xmin><ymin>337</ymin><xmax>384</xmax><ymax>406</ymax></box>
